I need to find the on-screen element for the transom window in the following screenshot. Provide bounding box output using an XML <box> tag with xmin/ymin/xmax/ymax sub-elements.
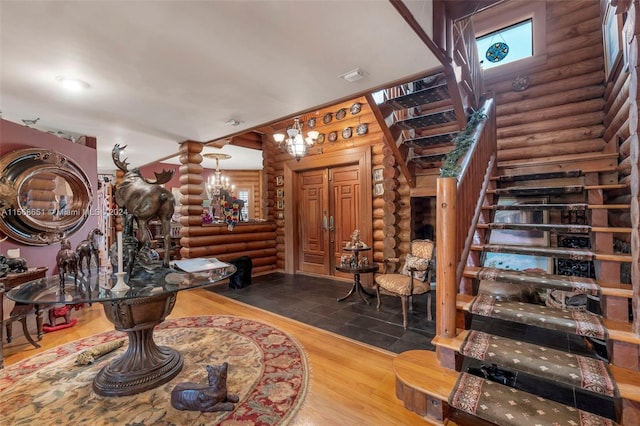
<box><xmin>476</xmin><ymin>19</ymin><xmax>533</xmax><ymax>70</ymax></box>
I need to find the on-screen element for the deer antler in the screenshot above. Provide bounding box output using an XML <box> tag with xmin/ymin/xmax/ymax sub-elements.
<box><xmin>112</xmin><ymin>144</ymin><xmax>130</xmax><ymax>172</ymax></box>
<box><xmin>147</xmin><ymin>169</ymin><xmax>175</xmax><ymax>185</ymax></box>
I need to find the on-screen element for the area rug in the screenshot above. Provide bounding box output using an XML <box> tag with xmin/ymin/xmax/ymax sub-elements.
<box><xmin>0</xmin><ymin>315</ymin><xmax>309</xmax><ymax>425</ymax></box>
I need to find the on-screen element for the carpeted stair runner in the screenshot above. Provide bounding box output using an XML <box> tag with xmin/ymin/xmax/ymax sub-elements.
<box><xmin>460</xmin><ymin>330</ymin><xmax>617</xmax><ymax>397</ymax></box>
<box><xmin>394</xmin><ymin>109</ymin><xmax>457</xmax><ymax>129</ymax></box>
<box><xmin>476</xmin><ymin>267</ymin><xmax>600</xmax><ymax>295</ymax></box>
<box><xmin>469</xmin><ymin>294</ymin><xmax>607</xmax><ymax>340</ymax></box>
<box><xmin>449</xmin><ymin>372</ymin><xmax>618</xmax><ymax>426</ymax></box>
<box><xmin>473</xmin><ymin>243</ymin><xmax>594</xmax><ymax>260</ymax></box>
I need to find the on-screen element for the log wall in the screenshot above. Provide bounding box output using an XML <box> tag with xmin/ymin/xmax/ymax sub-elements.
<box><xmin>262</xmin><ymin>96</ymin><xmax>413</xmax><ymax>269</ymax></box>
<box><xmin>482</xmin><ymin>1</ymin><xmax>607</xmax><ymax>164</ymax></box>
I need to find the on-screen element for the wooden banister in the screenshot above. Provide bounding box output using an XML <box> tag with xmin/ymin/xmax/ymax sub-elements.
<box><xmin>436</xmin><ymin>97</ymin><xmax>497</xmax><ymax>346</ymax></box>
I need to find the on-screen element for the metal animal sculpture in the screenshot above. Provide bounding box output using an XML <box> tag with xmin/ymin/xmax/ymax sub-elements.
<box><xmin>56</xmin><ymin>238</ymin><xmax>78</xmax><ymax>286</ymax></box>
<box><xmin>76</xmin><ymin>228</ymin><xmax>103</xmax><ymax>274</ymax></box>
<box><xmin>6</xmin><ymin>256</ymin><xmax>28</xmax><ymax>273</ymax></box>
<box><xmin>112</xmin><ymin>144</ymin><xmax>175</xmax><ymax>268</ymax></box>
<box><xmin>170</xmin><ymin>362</ymin><xmax>239</xmax><ymax>412</ymax></box>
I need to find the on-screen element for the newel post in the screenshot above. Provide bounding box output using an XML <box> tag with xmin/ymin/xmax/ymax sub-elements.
<box><xmin>436</xmin><ymin>177</ymin><xmax>458</xmax><ymax>342</ymax></box>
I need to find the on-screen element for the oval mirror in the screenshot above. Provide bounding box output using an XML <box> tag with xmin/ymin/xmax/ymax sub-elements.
<box><xmin>0</xmin><ymin>149</ymin><xmax>93</xmax><ymax>245</ymax></box>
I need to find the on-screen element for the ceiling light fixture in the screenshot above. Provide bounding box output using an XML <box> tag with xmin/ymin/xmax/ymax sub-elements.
<box><xmin>225</xmin><ymin>119</ymin><xmax>243</xmax><ymax>126</ymax></box>
<box><xmin>55</xmin><ymin>76</ymin><xmax>90</xmax><ymax>91</ymax></box>
<box><xmin>273</xmin><ymin>118</ymin><xmax>319</xmax><ymax>161</ymax></box>
<box><xmin>339</xmin><ymin>68</ymin><xmax>366</xmax><ymax>83</ymax></box>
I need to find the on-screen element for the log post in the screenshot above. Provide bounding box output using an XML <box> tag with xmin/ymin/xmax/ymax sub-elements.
<box><xmin>436</xmin><ymin>177</ymin><xmax>457</xmax><ymax>348</ymax></box>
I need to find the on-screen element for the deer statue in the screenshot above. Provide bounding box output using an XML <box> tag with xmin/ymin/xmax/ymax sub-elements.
<box><xmin>171</xmin><ymin>362</ymin><xmax>239</xmax><ymax>412</ymax></box>
<box><xmin>112</xmin><ymin>144</ymin><xmax>175</xmax><ymax>268</ymax></box>
<box><xmin>76</xmin><ymin>227</ymin><xmax>103</xmax><ymax>275</ymax></box>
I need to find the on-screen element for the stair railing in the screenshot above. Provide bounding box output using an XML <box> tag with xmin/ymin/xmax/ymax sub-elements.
<box><xmin>436</xmin><ymin>97</ymin><xmax>496</xmax><ymax>340</ymax></box>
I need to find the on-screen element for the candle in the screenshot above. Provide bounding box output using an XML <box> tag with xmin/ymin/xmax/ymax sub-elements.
<box><xmin>117</xmin><ymin>231</ymin><xmax>123</xmax><ymax>273</ymax></box>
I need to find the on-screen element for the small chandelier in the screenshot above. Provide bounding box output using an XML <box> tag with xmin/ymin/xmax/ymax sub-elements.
<box><xmin>203</xmin><ymin>153</ymin><xmax>234</xmax><ymax>198</ymax></box>
<box><xmin>273</xmin><ymin>117</ymin><xmax>319</xmax><ymax>161</ymax></box>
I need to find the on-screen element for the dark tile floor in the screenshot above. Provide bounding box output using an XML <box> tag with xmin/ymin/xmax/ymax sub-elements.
<box><xmin>207</xmin><ymin>272</ymin><xmax>436</xmax><ymax>353</ymax></box>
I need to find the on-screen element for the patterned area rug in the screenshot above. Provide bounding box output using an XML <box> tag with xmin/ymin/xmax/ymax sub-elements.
<box><xmin>0</xmin><ymin>316</ymin><xmax>308</xmax><ymax>425</ymax></box>
<box><xmin>469</xmin><ymin>294</ymin><xmax>607</xmax><ymax>340</ymax></box>
<box><xmin>461</xmin><ymin>330</ymin><xmax>617</xmax><ymax>396</ymax></box>
<box><xmin>449</xmin><ymin>372</ymin><xmax>618</xmax><ymax>426</ymax></box>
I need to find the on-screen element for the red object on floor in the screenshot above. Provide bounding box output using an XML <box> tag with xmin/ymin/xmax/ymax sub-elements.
<box><xmin>43</xmin><ymin>318</ymin><xmax>78</xmax><ymax>333</ymax></box>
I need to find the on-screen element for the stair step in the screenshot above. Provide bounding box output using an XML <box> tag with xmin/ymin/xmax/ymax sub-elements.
<box><xmin>494</xmin><ymin>170</ymin><xmax>583</xmax><ymax>183</ymax></box>
<box><xmin>449</xmin><ymin>372</ymin><xmax>619</xmax><ymax>425</ymax></box>
<box><xmin>465</xmin><ymin>294</ymin><xmax>607</xmax><ymax>340</ymax></box>
<box><xmin>404</xmin><ymin>131</ymin><xmax>457</xmax><ymax>148</ymax></box>
<box><xmin>480</xmin><ymin>223</ymin><xmax>591</xmax><ymax>234</ymax></box>
<box><xmin>395</xmin><ymin>109</ymin><xmax>457</xmax><ymax>130</ymax></box>
<box><xmin>460</xmin><ymin>330</ymin><xmax>617</xmax><ymax>397</ymax></box>
<box><xmin>489</xmin><ymin>185</ymin><xmax>585</xmax><ymax>196</ymax></box>
<box><xmin>485</xmin><ymin>203</ymin><xmax>589</xmax><ymax>211</ymax></box>
<box><xmin>472</xmin><ymin>243</ymin><xmax>594</xmax><ymax>260</ymax></box>
<box><xmin>464</xmin><ymin>267</ymin><xmax>600</xmax><ymax>295</ymax></box>
<box><xmin>386</xmin><ymin>81</ymin><xmax>450</xmax><ymax>110</ymax></box>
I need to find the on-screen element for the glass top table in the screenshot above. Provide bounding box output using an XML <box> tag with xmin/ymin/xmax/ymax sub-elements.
<box><xmin>7</xmin><ymin>265</ymin><xmax>236</xmax><ymax>397</ymax></box>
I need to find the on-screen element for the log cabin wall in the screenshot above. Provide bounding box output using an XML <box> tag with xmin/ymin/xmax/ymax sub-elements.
<box><xmin>261</xmin><ymin>96</ymin><xmax>414</xmax><ymax>270</ymax></box>
<box><xmin>479</xmin><ymin>0</ymin><xmax>607</xmax><ymax>165</ymax></box>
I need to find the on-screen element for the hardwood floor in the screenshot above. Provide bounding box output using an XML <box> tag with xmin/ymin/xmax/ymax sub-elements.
<box><xmin>3</xmin><ymin>288</ymin><xmax>434</xmax><ymax>425</ymax></box>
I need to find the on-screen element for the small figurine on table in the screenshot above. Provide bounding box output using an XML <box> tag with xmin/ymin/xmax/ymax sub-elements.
<box><xmin>346</xmin><ymin>229</ymin><xmax>367</xmax><ymax>249</ymax></box>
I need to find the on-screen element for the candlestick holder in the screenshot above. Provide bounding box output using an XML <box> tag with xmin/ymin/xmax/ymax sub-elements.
<box><xmin>111</xmin><ymin>271</ymin><xmax>129</xmax><ymax>293</ymax></box>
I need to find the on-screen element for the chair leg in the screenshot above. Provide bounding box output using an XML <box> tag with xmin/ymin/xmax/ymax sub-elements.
<box><xmin>5</xmin><ymin>322</ymin><xmax>12</xmax><ymax>344</ymax></box>
<box><xmin>400</xmin><ymin>296</ymin><xmax>408</xmax><ymax>329</ymax></box>
<box><xmin>375</xmin><ymin>284</ymin><xmax>381</xmax><ymax>311</ymax></box>
<box><xmin>426</xmin><ymin>292</ymin><xmax>432</xmax><ymax>321</ymax></box>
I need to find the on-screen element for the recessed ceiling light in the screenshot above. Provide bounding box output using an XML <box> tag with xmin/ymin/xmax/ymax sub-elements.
<box><xmin>225</xmin><ymin>119</ymin><xmax>243</xmax><ymax>126</ymax></box>
<box><xmin>55</xmin><ymin>76</ymin><xmax>90</xmax><ymax>91</ymax></box>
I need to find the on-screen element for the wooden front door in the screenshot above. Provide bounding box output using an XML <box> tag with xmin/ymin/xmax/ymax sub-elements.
<box><xmin>298</xmin><ymin>164</ymin><xmax>361</xmax><ymax>276</ymax></box>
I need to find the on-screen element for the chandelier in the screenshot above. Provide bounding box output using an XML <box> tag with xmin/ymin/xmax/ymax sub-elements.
<box><xmin>273</xmin><ymin>117</ymin><xmax>319</xmax><ymax>161</ymax></box>
<box><xmin>203</xmin><ymin>153</ymin><xmax>234</xmax><ymax>198</ymax></box>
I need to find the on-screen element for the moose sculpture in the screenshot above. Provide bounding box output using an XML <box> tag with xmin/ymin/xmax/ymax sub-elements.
<box><xmin>76</xmin><ymin>227</ymin><xmax>103</xmax><ymax>275</ymax></box>
<box><xmin>171</xmin><ymin>362</ymin><xmax>239</xmax><ymax>412</ymax></box>
<box><xmin>112</xmin><ymin>144</ymin><xmax>175</xmax><ymax>268</ymax></box>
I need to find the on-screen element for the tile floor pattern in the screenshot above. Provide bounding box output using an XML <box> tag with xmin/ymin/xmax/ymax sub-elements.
<box><xmin>207</xmin><ymin>272</ymin><xmax>436</xmax><ymax>353</ymax></box>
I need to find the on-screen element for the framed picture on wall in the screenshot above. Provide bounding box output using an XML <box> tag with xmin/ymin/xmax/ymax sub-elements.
<box><xmin>372</xmin><ymin>168</ymin><xmax>383</xmax><ymax>182</ymax></box>
<box><xmin>276</xmin><ymin>188</ymin><xmax>284</xmax><ymax>198</ymax></box>
<box><xmin>276</xmin><ymin>175</ymin><xmax>284</xmax><ymax>186</ymax></box>
<box><xmin>373</xmin><ymin>183</ymin><xmax>384</xmax><ymax>197</ymax></box>
<box><xmin>276</xmin><ymin>200</ymin><xmax>284</xmax><ymax>210</ymax></box>
<box><xmin>603</xmin><ymin>3</ymin><xmax>622</xmax><ymax>80</ymax></box>
<box><xmin>277</xmin><ymin>211</ymin><xmax>284</xmax><ymax>220</ymax></box>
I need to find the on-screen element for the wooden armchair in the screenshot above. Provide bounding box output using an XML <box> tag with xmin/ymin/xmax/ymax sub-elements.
<box><xmin>374</xmin><ymin>239</ymin><xmax>434</xmax><ymax>329</ymax></box>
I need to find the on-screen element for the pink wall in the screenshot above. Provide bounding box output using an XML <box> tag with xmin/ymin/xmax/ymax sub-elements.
<box><xmin>0</xmin><ymin>119</ymin><xmax>99</xmax><ymax>275</ymax></box>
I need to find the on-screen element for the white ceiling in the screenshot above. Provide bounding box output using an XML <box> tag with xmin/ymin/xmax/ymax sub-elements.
<box><xmin>0</xmin><ymin>1</ymin><xmax>440</xmax><ymax>173</ymax></box>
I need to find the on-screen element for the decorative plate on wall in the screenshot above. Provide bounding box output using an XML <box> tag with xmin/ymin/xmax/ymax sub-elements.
<box><xmin>307</xmin><ymin>117</ymin><xmax>316</xmax><ymax>128</ymax></box>
<box><xmin>323</xmin><ymin>113</ymin><xmax>333</xmax><ymax>124</ymax></box>
<box><xmin>335</xmin><ymin>108</ymin><xmax>347</xmax><ymax>120</ymax></box>
<box><xmin>350</xmin><ymin>102</ymin><xmax>362</xmax><ymax>115</ymax></box>
<box><xmin>356</xmin><ymin>123</ymin><xmax>368</xmax><ymax>135</ymax></box>
<box><xmin>328</xmin><ymin>131</ymin><xmax>338</xmax><ymax>142</ymax></box>
<box><xmin>315</xmin><ymin>133</ymin><xmax>325</xmax><ymax>144</ymax></box>
<box><xmin>342</xmin><ymin>127</ymin><xmax>352</xmax><ymax>139</ymax></box>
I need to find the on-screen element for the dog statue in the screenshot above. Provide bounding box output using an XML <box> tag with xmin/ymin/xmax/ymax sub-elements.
<box><xmin>171</xmin><ymin>363</ymin><xmax>239</xmax><ymax>412</ymax></box>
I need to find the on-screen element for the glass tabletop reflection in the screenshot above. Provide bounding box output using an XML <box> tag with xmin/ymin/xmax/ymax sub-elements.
<box><xmin>6</xmin><ymin>265</ymin><xmax>236</xmax><ymax>305</ymax></box>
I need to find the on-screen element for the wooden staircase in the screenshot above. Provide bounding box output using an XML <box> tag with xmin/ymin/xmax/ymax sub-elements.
<box><xmin>393</xmin><ymin>169</ymin><xmax>640</xmax><ymax>425</ymax></box>
<box><xmin>377</xmin><ymin>70</ymin><xmax>468</xmax><ymax>176</ymax></box>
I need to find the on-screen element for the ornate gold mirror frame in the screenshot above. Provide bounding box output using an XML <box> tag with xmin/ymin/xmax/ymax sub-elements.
<box><xmin>0</xmin><ymin>148</ymin><xmax>93</xmax><ymax>245</ymax></box>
